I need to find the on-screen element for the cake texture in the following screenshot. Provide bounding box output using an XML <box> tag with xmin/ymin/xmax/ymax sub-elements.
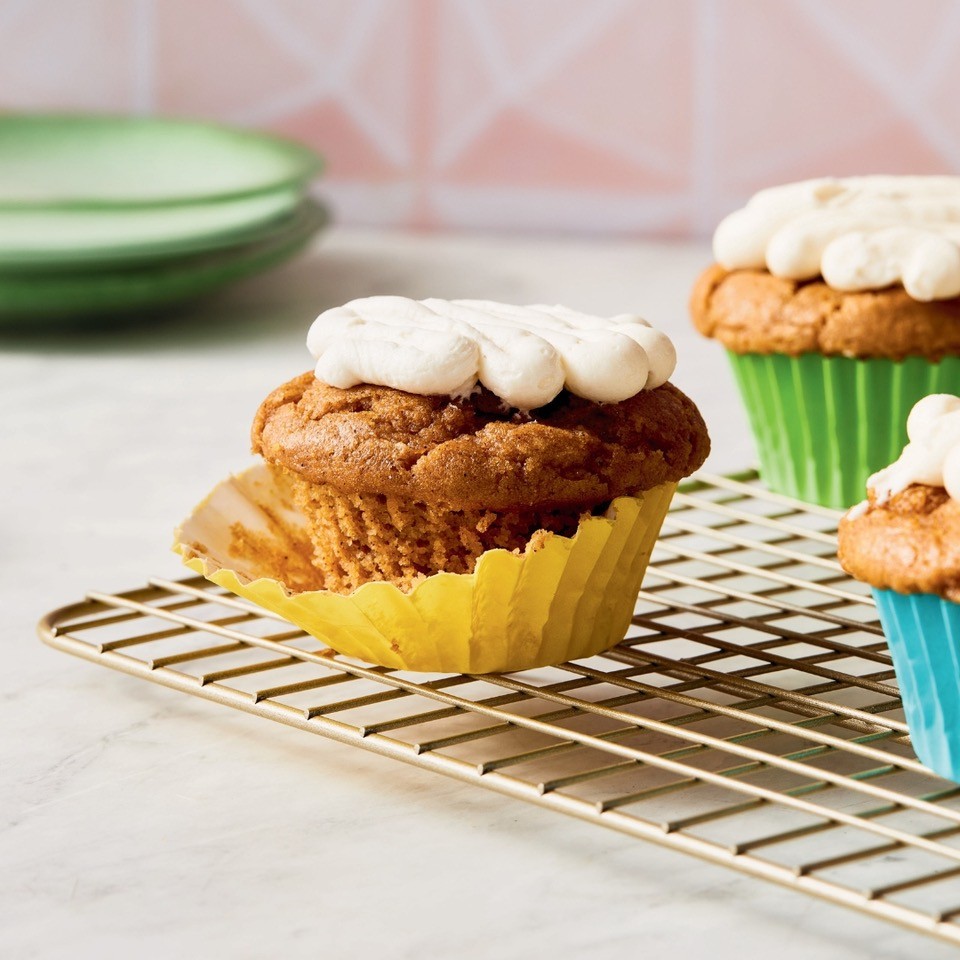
<box><xmin>253</xmin><ymin>373</ymin><xmax>708</xmax><ymax>509</ymax></box>
<box><xmin>839</xmin><ymin>392</ymin><xmax>960</xmax><ymax>599</ymax></box>
<box><xmin>252</xmin><ymin>372</ymin><xmax>709</xmax><ymax>592</ymax></box>
<box><xmin>690</xmin><ymin>264</ymin><xmax>960</xmax><ymax>360</ymax></box>
<box><xmin>838</xmin><ymin>484</ymin><xmax>960</xmax><ymax>601</ymax></box>
<box><xmin>692</xmin><ymin>176</ymin><xmax>960</xmax><ymax>508</ymax></box>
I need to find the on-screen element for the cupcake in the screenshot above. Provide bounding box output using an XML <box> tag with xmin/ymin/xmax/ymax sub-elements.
<box><xmin>690</xmin><ymin>176</ymin><xmax>960</xmax><ymax>508</ymax></box>
<box><xmin>177</xmin><ymin>296</ymin><xmax>709</xmax><ymax>673</ymax></box>
<box><xmin>838</xmin><ymin>394</ymin><xmax>960</xmax><ymax>780</ymax></box>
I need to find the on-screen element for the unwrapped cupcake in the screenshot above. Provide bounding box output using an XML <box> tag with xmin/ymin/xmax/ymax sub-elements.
<box><xmin>177</xmin><ymin>296</ymin><xmax>709</xmax><ymax>673</ymax></box>
<box><xmin>691</xmin><ymin>176</ymin><xmax>960</xmax><ymax>508</ymax></box>
<box><xmin>838</xmin><ymin>394</ymin><xmax>960</xmax><ymax>781</ymax></box>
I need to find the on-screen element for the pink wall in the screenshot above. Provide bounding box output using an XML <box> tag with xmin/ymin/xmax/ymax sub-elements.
<box><xmin>3</xmin><ymin>0</ymin><xmax>958</xmax><ymax>236</ymax></box>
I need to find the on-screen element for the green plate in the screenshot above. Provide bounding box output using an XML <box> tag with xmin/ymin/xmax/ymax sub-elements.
<box><xmin>0</xmin><ymin>198</ymin><xmax>328</xmax><ymax>323</ymax></box>
<box><xmin>0</xmin><ymin>114</ymin><xmax>321</xmax><ymax>208</ymax></box>
<box><xmin>0</xmin><ymin>186</ymin><xmax>304</xmax><ymax>267</ymax></box>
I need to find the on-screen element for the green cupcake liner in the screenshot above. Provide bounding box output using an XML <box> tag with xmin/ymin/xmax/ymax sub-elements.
<box><xmin>727</xmin><ymin>352</ymin><xmax>960</xmax><ymax>509</ymax></box>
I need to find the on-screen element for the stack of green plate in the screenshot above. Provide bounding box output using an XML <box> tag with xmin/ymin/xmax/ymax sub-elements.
<box><xmin>0</xmin><ymin>115</ymin><xmax>327</xmax><ymax>322</ymax></box>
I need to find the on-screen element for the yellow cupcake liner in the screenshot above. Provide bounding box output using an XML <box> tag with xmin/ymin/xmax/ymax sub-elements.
<box><xmin>174</xmin><ymin>464</ymin><xmax>677</xmax><ymax>673</ymax></box>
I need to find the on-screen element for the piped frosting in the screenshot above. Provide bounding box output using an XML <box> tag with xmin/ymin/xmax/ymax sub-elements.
<box><xmin>868</xmin><ymin>394</ymin><xmax>960</xmax><ymax>503</ymax></box>
<box><xmin>714</xmin><ymin>176</ymin><xmax>960</xmax><ymax>301</ymax></box>
<box><xmin>306</xmin><ymin>296</ymin><xmax>677</xmax><ymax>409</ymax></box>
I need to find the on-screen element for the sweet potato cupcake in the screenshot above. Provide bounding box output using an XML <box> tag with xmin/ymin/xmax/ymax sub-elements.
<box><xmin>691</xmin><ymin>176</ymin><xmax>960</xmax><ymax>508</ymax></box>
<box><xmin>838</xmin><ymin>394</ymin><xmax>960</xmax><ymax>780</ymax></box>
<box><xmin>177</xmin><ymin>296</ymin><xmax>709</xmax><ymax>673</ymax></box>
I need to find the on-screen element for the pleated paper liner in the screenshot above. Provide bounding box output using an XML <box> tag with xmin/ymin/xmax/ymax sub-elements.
<box><xmin>727</xmin><ymin>351</ymin><xmax>960</xmax><ymax>509</ymax></box>
<box><xmin>174</xmin><ymin>464</ymin><xmax>677</xmax><ymax>674</ymax></box>
<box><xmin>873</xmin><ymin>589</ymin><xmax>960</xmax><ymax>783</ymax></box>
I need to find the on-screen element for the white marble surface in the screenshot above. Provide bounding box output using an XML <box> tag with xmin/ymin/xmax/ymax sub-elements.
<box><xmin>2</xmin><ymin>229</ymin><xmax>952</xmax><ymax>959</ymax></box>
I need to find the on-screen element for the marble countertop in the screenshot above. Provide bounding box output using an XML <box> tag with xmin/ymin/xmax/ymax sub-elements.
<box><xmin>3</xmin><ymin>229</ymin><xmax>951</xmax><ymax>959</ymax></box>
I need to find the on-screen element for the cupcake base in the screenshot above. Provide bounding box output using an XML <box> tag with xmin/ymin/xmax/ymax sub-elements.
<box><xmin>727</xmin><ymin>351</ymin><xmax>960</xmax><ymax>509</ymax></box>
<box><xmin>284</xmin><ymin>470</ymin><xmax>590</xmax><ymax>593</ymax></box>
<box><xmin>175</xmin><ymin>464</ymin><xmax>677</xmax><ymax>673</ymax></box>
<box><xmin>873</xmin><ymin>588</ymin><xmax>960</xmax><ymax>782</ymax></box>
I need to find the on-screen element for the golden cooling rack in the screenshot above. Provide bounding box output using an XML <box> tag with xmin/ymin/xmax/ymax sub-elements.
<box><xmin>38</xmin><ymin>471</ymin><xmax>960</xmax><ymax>945</ymax></box>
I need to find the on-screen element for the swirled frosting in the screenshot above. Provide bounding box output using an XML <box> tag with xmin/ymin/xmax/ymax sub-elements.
<box><xmin>714</xmin><ymin>176</ymin><xmax>960</xmax><ymax>301</ymax></box>
<box><xmin>868</xmin><ymin>394</ymin><xmax>960</xmax><ymax>504</ymax></box>
<box><xmin>306</xmin><ymin>296</ymin><xmax>677</xmax><ymax>409</ymax></box>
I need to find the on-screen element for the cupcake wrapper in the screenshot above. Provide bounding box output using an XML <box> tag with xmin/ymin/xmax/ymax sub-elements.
<box><xmin>174</xmin><ymin>464</ymin><xmax>677</xmax><ymax>673</ymax></box>
<box><xmin>873</xmin><ymin>588</ymin><xmax>960</xmax><ymax>782</ymax></box>
<box><xmin>727</xmin><ymin>351</ymin><xmax>960</xmax><ymax>509</ymax></box>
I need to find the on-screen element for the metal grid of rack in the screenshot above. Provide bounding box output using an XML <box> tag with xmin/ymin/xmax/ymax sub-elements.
<box><xmin>38</xmin><ymin>471</ymin><xmax>960</xmax><ymax>945</ymax></box>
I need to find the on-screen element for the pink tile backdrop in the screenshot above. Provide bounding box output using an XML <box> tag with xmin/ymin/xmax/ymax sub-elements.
<box><xmin>3</xmin><ymin>0</ymin><xmax>960</xmax><ymax>236</ymax></box>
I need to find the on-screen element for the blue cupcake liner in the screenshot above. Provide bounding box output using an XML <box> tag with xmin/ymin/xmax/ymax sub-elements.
<box><xmin>872</xmin><ymin>588</ymin><xmax>960</xmax><ymax>782</ymax></box>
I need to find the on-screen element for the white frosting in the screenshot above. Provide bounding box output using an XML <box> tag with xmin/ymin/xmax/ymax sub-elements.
<box><xmin>868</xmin><ymin>394</ymin><xmax>960</xmax><ymax>503</ymax></box>
<box><xmin>714</xmin><ymin>176</ymin><xmax>960</xmax><ymax>301</ymax></box>
<box><xmin>306</xmin><ymin>297</ymin><xmax>677</xmax><ymax>409</ymax></box>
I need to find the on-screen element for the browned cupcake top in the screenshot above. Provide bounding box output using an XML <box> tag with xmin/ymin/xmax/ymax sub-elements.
<box><xmin>252</xmin><ymin>372</ymin><xmax>710</xmax><ymax>510</ymax></box>
<box><xmin>838</xmin><ymin>484</ymin><xmax>960</xmax><ymax>601</ymax></box>
<box><xmin>690</xmin><ymin>264</ymin><xmax>960</xmax><ymax>360</ymax></box>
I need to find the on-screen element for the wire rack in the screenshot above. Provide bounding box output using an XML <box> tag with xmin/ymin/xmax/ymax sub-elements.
<box><xmin>38</xmin><ymin>471</ymin><xmax>960</xmax><ymax>945</ymax></box>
